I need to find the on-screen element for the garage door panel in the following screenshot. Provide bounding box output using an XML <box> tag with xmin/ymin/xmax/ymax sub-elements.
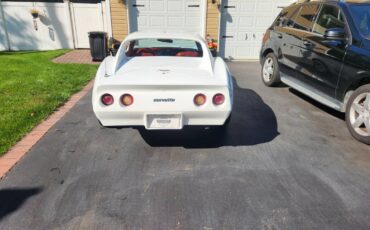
<box><xmin>239</xmin><ymin>17</ymin><xmax>254</xmax><ymax>27</ymax></box>
<box><xmin>236</xmin><ymin>47</ymin><xmax>252</xmax><ymax>57</ymax></box>
<box><xmin>224</xmin><ymin>46</ymin><xmax>235</xmax><ymax>58</ymax></box>
<box><xmin>240</xmin><ymin>2</ymin><xmax>255</xmax><ymax>12</ymax></box>
<box><xmin>256</xmin><ymin>2</ymin><xmax>273</xmax><ymax>12</ymax></box>
<box><xmin>220</xmin><ymin>0</ymin><xmax>291</xmax><ymax>59</ymax></box>
<box><xmin>168</xmin><ymin>16</ymin><xmax>183</xmax><ymax>26</ymax></box>
<box><xmin>236</xmin><ymin>32</ymin><xmax>249</xmax><ymax>42</ymax></box>
<box><xmin>255</xmin><ymin>16</ymin><xmax>274</xmax><ymax>27</ymax></box>
<box><xmin>129</xmin><ymin>0</ymin><xmax>203</xmax><ymax>33</ymax></box>
<box><xmin>185</xmin><ymin>16</ymin><xmax>199</xmax><ymax>26</ymax></box>
<box><xmin>149</xmin><ymin>0</ymin><xmax>165</xmax><ymax>11</ymax></box>
<box><xmin>137</xmin><ymin>15</ymin><xmax>148</xmax><ymax>27</ymax></box>
<box><xmin>150</xmin><ymin>15</ymin><xmax>165</xmax><ymax>26</ymax></box>
<box><xmin>168</xmin><ymin>1</ymin><xmax>183</xmax><ymax>11</ymax></box>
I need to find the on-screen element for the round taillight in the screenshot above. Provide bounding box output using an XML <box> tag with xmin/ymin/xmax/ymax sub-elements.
<box><xmin>194</xmin><ymin>93</ymin><xmax>206</xmax><ymax>106</ymax></box>
<box><xmin>213</xmin><ymin>93</ymin><xmax>225</xmax><ymax>105</ymax></box>
<box><xmin>121</xmin><ymin>94</ymin><xmax>134</xmax><ymax>106</ymax></box>
<box><xmin>101</xmin><ymin>94</ymin><xmax>114</xmax><ymax>105</ymax></box>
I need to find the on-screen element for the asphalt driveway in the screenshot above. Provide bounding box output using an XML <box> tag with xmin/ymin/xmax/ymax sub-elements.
<box><xmin>1</xmin><ymin>62</ymin><xmax>370</xmax><ymax>230</ymax></box>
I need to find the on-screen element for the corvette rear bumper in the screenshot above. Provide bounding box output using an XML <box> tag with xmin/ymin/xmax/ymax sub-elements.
<box><xmin>95</xmin><ymin>110</ymin><xmax>231</xmax><ymax>129</ymax></box>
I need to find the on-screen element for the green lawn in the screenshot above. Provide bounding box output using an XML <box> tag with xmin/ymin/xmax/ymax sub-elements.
<box><xmin>0</xmin><ymin>50</ymin><xmax>98</xmax><ymax>156</ymax></box>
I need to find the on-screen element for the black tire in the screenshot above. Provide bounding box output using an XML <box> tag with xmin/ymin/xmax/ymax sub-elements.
<box><xmin>345</xmin><ymin>84</ymin><xmax>370</xmax><ymax>145</ymax></box>
<box><xmin>261</xmin><ymin>53</ymin><xmax>281</xmax><ymax>87</ymax></box>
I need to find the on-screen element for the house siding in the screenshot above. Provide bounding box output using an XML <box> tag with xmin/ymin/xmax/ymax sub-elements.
<box><xmin>206</xmin><ymin>0</ymin><xmax>220</xmax><ymax>40</ymax></box>
<box><xmin>110</xmin><ymin>0</ymin><xmax>128</xmax><ymax>41</ymax></box>
<box><xmin>109</xmin><ymin>0</ymin><xmax>220</xmax><ymax>41</ymax></box>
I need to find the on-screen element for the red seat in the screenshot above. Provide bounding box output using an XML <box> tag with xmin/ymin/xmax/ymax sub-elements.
<box><xmin>140</xmin><ymin>52</ymin><xmax>154</xmax><ymax>56</ymax></box>
<box><xmin>136</xmin><ymin>48</ymin><xmax>155</xmax><ymax>56</ymax></box>
<box><xmin>176</xmin><ymin>51</ymin><xmax>199</xmax><ymax>57</ymax></box>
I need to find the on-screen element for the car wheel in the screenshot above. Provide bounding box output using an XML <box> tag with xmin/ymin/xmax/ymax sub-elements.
<box><xmin>345</xmin><ymin>84</ymin><xmax>370</xmax><ymax>145</ymax></box>
<box><xmin>261</xmin><ymin>53</ymin><xmax>281</xmax><ymax>87</ymax></box>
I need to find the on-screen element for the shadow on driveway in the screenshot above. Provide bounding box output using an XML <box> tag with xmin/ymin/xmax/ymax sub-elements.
<box><xmin>0</xmin><ymin>187</ymin><xmax>42</xmax><ymax>221</ymax></box>
<box><xmin>136</xmin><ymin>79</ymin><xmax>280</xmax><ymax>148</ymax></box>
<box><xmin>288</xmin><ymin>88</ymin><xmax>345</xmax><ymax>120</ymax></box>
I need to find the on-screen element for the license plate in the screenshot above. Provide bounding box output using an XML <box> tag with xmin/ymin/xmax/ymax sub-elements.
<box><xmin>146</xmin><ymin>114</ymin><xmax>182</xmax><ymax>129</ymax></box>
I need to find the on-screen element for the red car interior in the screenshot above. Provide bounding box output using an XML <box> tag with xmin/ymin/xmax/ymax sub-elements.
<box><xmin>135</xmin><ymin>48</ymin><xmax>156</xmax><ymax>56</ymax></box>
<box><xmin>139</xmin><ymin>52</ymin><xmax>154</xmax><ymax>56</ymax></box>
<box><xmin>130</xmin><ymin>48</ymin><xmax>200</xmax><ymax>57</ymax></box>
<box><xmin>176</xmin><ymin>51</ymin><xmax>199</xmax><ymax>57</ymax></box>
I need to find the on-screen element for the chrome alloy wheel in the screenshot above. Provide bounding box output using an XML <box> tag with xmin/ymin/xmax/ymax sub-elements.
<box><xmin>263</xmin><ymin>57</ymin><xmax>274</xmax><ymax>82</ymax></box>
<box><xmin>349</xmin><ymin>92</ymin><xmax>370</xmax><ymax>137</ymax></box>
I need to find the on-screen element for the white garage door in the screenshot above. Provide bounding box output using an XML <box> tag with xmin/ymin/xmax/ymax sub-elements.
<box><xmin>219</xmin><ymin>0</ymin><xmax>292</xmax><ymax>59</ymax></box>
<box><xmin>129</xmin><ymin>0</ymin><xmax>205</xmax><ymax>34</ymax></box>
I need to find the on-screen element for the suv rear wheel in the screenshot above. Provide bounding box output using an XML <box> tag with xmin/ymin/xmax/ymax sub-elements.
<box><xmin>345</xmin><ymin>84</ymin><xmax>370</xmax><ymax>144</ymax></box>
<box><xmin>261</xmin><ymin>53</ymin><xmax>281</xmax><ymax>87</ymax></box>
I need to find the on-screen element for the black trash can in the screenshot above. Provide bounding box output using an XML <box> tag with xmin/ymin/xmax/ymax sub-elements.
<box><xmin>88</xmin><ymin>31</ymin><xmax>108</xmax><ymax>61</ymax></box>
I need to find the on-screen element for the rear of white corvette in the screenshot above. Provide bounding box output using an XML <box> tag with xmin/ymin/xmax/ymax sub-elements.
<box><xmin>92</xmin><ymin>32</ymin><xmax>233</xmax><ymax>130</ymax></box>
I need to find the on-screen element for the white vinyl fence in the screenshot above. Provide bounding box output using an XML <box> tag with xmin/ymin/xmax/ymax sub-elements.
<box><xmin>0</xmin><ymin>0</ymin><xmax>112</xmax><ymax>51</ymax></box>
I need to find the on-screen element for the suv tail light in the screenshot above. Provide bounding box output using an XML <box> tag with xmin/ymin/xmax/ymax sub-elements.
<box><xmin>101</xmin><ymin>94</ymin><xmax>114</xmax><ymax>106</ymax></box>
<box><xmin>213</xmin><ymin>93</ymin><xmax>225</xmax><ymax>105</ymax></box>
<box><xmin>121</xmin><ymin>94</ymin><xmax>134</xmax><ymax>106</ymax></box>
<box><xmin>194</xmin><ymin>94</ymin><xmax>206</xmax><ymax>106</ymax></box>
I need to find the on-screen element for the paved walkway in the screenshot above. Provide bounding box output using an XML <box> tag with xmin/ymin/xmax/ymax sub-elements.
<box><xmin>53</xmin><ymin>49</ymin><xmax>101</xmax><ymax>65</ymax></box>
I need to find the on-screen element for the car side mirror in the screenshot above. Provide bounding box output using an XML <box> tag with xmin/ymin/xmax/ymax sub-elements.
<box><xmin>324</xmin><ymin>28</ymin><xmax>346</xmax><ymax>41</ymax></box>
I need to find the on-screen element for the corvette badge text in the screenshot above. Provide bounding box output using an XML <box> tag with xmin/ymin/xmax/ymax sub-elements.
<box><xmin>153</xmin><ymin>98</ymin><xmax>176</xmax><ymax>102</ymax></box>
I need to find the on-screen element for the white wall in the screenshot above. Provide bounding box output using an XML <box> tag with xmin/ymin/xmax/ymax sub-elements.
<box><xmin>0</xmin><ymin>3</ymin><xmax>9</xmax><ymax>50</ymax></box>
<box><xmin>70</xmin><ymin>2</ymin><xmax>105</xmax><ymax>48</ymax></box>
<box><xmin>1</xmin><ymin>2</ymin><xmax>74</xmax><ymax>51</ymax></box>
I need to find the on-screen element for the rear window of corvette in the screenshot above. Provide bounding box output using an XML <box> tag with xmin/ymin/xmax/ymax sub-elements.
<box><xmin>125</xmin><ymin>38</ymin><xmax>203</xmax><ymax>57</ymax></box>
<box><xmin>135</xmin><ymin>39</ymin><xmax>198</xmax><ymax>49</ymax></box>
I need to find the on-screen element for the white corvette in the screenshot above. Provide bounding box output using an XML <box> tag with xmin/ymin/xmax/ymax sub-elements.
<box><xmin>92</xmin><ymin>31</ymin><xmax>233</xmax><ymax>130</ymax></box>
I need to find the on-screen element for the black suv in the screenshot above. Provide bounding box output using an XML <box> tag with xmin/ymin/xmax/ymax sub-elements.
<box><xmin>260</xmin><ymin>0</ymin><xmax>370</xmax><ymax>144</ymax></box>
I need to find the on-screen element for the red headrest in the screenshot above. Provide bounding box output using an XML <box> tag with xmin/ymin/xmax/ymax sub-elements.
<box><xmin>176</xmin><ymin>51</ymin><xmax>199</xmax><ymax>57</ymax></box>
<box><xmin>140</xmin><ymin>52</ymin><xmax>154</xmax><ymax>56</ymax></box>
<box><xmin>136</xmin><ymin>48</ymin><xmax>155</xmax><ymax>56</ymax></box>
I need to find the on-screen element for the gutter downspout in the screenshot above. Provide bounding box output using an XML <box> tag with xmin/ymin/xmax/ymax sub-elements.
<box><xmin>67</xmin><ymin>0</ymin><xmax>76</xmax><ymax>49</ymax></box>
<box><xmin>104</xmin><ymin>0</ymin><xmax>113</xmax><ymax>38</ymax></box>
<box><xmin>0</xmin><ymin>0</ymin><xmax>11</xmax><ymax>51</ymax></box>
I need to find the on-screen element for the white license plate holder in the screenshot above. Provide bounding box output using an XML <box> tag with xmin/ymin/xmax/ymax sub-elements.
<box><xmin>146</xmin><ymin>114</ymin><xmax>183</xmax><ymax>130</ymax></box>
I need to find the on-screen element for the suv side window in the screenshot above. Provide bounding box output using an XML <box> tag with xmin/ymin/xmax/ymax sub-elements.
<box><xmin>293</xmin><ymin>4</ymin><xmax>320</xmax><ymax>31</ymax></box>
<box><xmin>274</xmin><ymin>5</ymin><xmax>300</xmax><ymax>27</ymax></box>
<box><xmin>313</xmin><ymin>4</ymin><xmax>345</xmax><ymax>35</ymax></box>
